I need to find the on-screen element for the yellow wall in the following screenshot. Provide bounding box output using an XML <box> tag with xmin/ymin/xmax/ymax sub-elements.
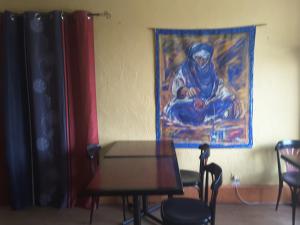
<box><xmin>1</xmin><ymin>0</ymin><xmax>300</xmax><ymax>185</ymax></box>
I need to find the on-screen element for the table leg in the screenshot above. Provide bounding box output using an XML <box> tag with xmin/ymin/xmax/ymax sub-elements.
<box><xmin>142</xmin><ymin>195</ymin><xmax>148</xmax><ymax>213</ymax></box>
<box><xmin>133</xmin><ymin>195</ymin><xmax>141</xmax><ymax>225</ymax></box>
<box><xmin>89</xmin><ymin>196</ymin><xmax>96</xmax><ymax>224</ymax></box>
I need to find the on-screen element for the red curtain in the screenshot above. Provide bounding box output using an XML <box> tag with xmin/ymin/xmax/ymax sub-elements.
<box><xmin>0</xmin><ymin>14</ymin><xmax>10</xmax><ymax>206</ymax></box>
<box><xmin>63</xmin><ymin>11</ymin><xmax>99</xmax><ymax>207</ymax></box>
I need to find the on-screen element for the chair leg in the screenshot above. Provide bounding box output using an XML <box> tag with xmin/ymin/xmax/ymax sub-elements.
<box><xmin>122</xmin><ymin>196</ymin><xmax>127</xmax><ymax>221</ymax></box>
<box><xmin>291</xmin><ymin>187</ymin><xmax>297</xmax><ymax>225</ymax></box>
<box><xmin>89</xmin><ymin>196</ymin><xmax>96</xmax><ymax>224</ymax></box>
<box><xmin>275</xmin><ymin>183</ymin><xmax>283</xmax><ymax>211</ymax></box>
<box><xmin>126</xmin><ymin>195</ymin><xmax>132</xmax><ymax>210</ymax></box>
<box><xmin>96</xmin><ymin>196</ymin><xmax>100</xmax><ymax>209</ymax></box>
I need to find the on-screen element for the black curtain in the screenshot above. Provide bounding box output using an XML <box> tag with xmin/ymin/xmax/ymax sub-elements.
<box><xmin>0</xmin><ymin>13</ymin><xmax>10</xmax><ymax>207</ymax></box>
<box><xmin>2</xmin><ymin>11</ymin><xmax>68</xmax><ymax>209</ymax></box>
<box><xmin>3</xmin><ymin>11</ymin><xmax>33</xmax><ymax>209</ymax></box>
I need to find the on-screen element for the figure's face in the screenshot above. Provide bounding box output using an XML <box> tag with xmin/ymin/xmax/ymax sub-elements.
<box><xmin>193</xmin><ymin>50</ymin><xmax>210</xmax><ymax>69</ymax></box>
<box><xmin>194</xmin><ymin>56</ymin><xmax>209</xmax><ymax>68</ymax></box>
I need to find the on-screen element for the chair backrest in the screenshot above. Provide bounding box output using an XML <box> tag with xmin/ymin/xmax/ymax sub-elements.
<box><xmin>87</xmin><ymin>144</ymin><xmax>101</xmax><ymax>159</ymax></box>
<box><xmin>198</xmin><ymin>143</ymin><xmax>210</xmax><ymax>200</ymax></box>
<box><xmin>203</xmin><ymin>163</ymin><xmax>222</xmax><ymax>225</ymax></box>
<box><xmin>87</xmin><ymin>144</ymin><xmax>101</xmax><ymax>173</ymax></box>
<box><xmin>200</xmin><ymin>143</ymin><xmax>210</xmax><ymax>161</ymax></box>
<box><xmin>275</xmin><ymin>140</ymin><xmax>300</xmax><ymax>176</ymax></box>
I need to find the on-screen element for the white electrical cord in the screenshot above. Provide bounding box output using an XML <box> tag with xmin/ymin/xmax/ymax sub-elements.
<box><xmin>233</xmin><ymin>183</ymin><xmax>261</xmax><ymax>205</ymax></box>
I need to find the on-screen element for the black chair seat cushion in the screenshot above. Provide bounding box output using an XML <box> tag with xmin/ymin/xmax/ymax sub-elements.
<box><xmin>161</xmin><ymin>198</ymin><xmax>211</xmax><ymax>225</ymax></box>
<box><xmin>180</xmin><ymin>169</ymin><xmax>200</xmax><ymax>186</ymax></box>
<box><xmin>282</xmin><ymin>171</ymin><xmax>300</xmax><ymax>187</ymax></box>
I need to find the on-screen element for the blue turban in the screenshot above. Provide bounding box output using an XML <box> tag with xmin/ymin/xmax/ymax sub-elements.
<box><xmin>187</xmin><ymin>43</ymin><xmax>214</xmax><ymax>60</ymax></box>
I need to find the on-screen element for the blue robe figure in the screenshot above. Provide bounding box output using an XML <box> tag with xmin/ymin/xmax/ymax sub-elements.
<box><xmin>164</xmin><ymin>43</ymin><xmax>238</xmax><ymax>126</ymax></box>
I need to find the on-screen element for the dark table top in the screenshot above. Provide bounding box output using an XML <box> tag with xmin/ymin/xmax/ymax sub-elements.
<box><xmin>104</xmin><ymin>140</ymin><xmax>175</xmax><ymax>158</ymax></box>
<box><xmin>281</xmin><ymin>154</ymin><xmax>300</xmax><ymax>169</ymax></box>
<box><xmin>86</xmin><ymin>140</ymin><xmax>183</xmax><ymax>196</ymax></box>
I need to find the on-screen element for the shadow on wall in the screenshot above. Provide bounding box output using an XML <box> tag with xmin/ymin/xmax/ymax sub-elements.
<box><xmin>245</xmin><ymin>143</ymin><xmax>278</xmax><ymax>185</ymax></box>
<box><xmin>98</xmin><ymin>142</ymin><xmax>115</xmax><ymax>159</ymax></box>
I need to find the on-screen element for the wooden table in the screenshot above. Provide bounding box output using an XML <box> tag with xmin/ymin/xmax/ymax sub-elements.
<box><xmin>85</xmin><ymin>140</ymin><xmax>183</xmax><ymax>225</ymax></box>
<box><xmin>281</xmin><ymin>154</ymin><xmax>300</xmax><ymax>169</ymax></box>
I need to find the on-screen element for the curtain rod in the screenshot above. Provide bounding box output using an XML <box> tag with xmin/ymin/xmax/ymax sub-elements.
<box><xmin>0</xmin><ymin>10</ymin><xmax>112</xmax><ymax>19</ymax></box>
<box><xmin>255</xmin><ymin>23</ymin><xmax>267</xmax><ymax>27</ymax></box>
<box><xmin>148</xmin><ymin>23</ymin><xmax>267</xmax><ymax>30</ymax></box>
<box><xmin>87</xmin><ymin>11</ymin><xmax>111</xmax><ymax>19</ymax></box>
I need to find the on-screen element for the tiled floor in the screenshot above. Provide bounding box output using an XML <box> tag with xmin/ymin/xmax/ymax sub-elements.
<box><xmin>0</xmin><ymin>204</ymin><xmax>299</xmax><ymax>225</ymax></box>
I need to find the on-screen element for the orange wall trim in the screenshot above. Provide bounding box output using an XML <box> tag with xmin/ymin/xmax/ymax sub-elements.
<box><xmin>165</xmin><ymin>185</ymin><xmax>291</xmax><ymax>204</ymax></box>
<box><xmin>216</xmin><ymin>185</ymin><xmax>290</xmax><ymax>204</ymax></box>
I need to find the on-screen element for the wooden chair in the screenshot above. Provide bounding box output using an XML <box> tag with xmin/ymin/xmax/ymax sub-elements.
<box><xmin>275</xmin><ymin>140</ymin><xmax>300</xmax><ymax>225</ymax></box>
<box><xmin>87</xmin><ymin>144</ymin><xmax>101</xmax><ymax>209</ymax></box>
<box><xmin>87</xmin><ymin>144</ymin><xmax>129</xmax><ymax>223</ymax></box>
<box><xmin>179</xmin><ymin>143</ymin><xmax>210</xmax><ymax>200</ymax></box>
<box><xmin>161</xmin><ymin>163</ymin><xmax>222</xmax><ymax>225</ymax></box>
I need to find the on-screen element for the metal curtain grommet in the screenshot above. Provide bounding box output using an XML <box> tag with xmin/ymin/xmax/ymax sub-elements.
<box><xmin>35</xmin><ymin>12</ymin><xmax>41</xmax><ymax>21</ymax></box>
<box><xmin>10</xmin><ymin>14</ymin><xmax>15</xmax><ymax>21</ymax></box>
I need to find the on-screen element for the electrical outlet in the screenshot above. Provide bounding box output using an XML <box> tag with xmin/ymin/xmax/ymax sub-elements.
<box><xmin>231</xmin><ymin>174</ymin><xmax>240</xmax><ymax>187</ymax></box>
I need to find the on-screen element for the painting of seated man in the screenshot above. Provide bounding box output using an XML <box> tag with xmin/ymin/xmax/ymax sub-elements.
<box><xmin>155</xmin><ymin>27</ymin><xmax>255</xmax><ymax>148</ymax></box>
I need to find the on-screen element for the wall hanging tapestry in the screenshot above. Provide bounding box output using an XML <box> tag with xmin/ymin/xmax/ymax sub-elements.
<box><xmin>155</xmin><ymin>26</ymin><xmax>255</xmax><ymax>148</ymax></box>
